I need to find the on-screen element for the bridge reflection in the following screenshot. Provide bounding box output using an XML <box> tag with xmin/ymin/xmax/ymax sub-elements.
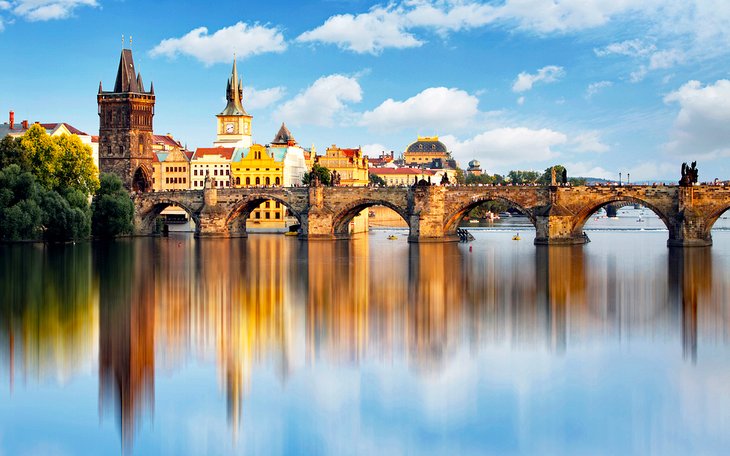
<box><xmin>1</xmin><ymin>236</ymin><xmax>730</xmax><ymax>448</ymax></box>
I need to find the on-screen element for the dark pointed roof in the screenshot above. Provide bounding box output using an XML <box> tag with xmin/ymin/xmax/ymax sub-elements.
<box><xmin>271</xmin><ymin>122</ymin><xmax>295</xmax><ymax>145</ymax></box>
<box><xmin>111</xmin><ymin>49</ymin><xmax>152</xmax><ymax>94</ymax></box>
<box><xmin>220</xmin><ymin>58</ymin><xmax>249</xmax><ymax>116</ymax></box>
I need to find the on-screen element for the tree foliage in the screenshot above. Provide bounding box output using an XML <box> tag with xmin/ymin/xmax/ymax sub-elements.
<box><xmin>302</xmin><ymin>164</ymin><xmax>332</xmax><ymax>186</ymax></box>
<box><xmin>0</xmin><ymin>165</ymin><xmax>44</xmax><ymax>241</ymax></box>
<box><xmin>537</xmin><ymin>165</ymin><xmax>587</xmax><ymax>186</ymax></box>
<box><xmin>92</xmin><ymin>173</ymin><xmax>134</xmax><ymax>239</ymax></box>
<box><xmin>369</xmin><ymin>173</ymin><xmax>386</xmax><ymax>186</ymax></box>
<box><xmin>507</xmin><ymin>170</ymin><xmax>540</xmax><ymax>184</ymax></box>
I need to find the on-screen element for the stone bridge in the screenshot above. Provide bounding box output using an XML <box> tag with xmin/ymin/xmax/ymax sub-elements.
<box><xmin>133</xmin><ymin>184</ymin><xmax>730</xmax><ymax>247</ymax></box>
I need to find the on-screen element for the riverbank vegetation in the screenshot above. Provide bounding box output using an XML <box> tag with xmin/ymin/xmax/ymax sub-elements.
<box><xmin>0</xmin><ymin>125</ymin><xmax>131</xmax><ymax>242</ymax></box>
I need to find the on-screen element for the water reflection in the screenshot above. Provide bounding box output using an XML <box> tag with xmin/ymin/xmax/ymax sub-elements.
<box><xmin>1</xmin><ymin>233</ymin><xmax>730</xmax><ymax>453</ymax></box>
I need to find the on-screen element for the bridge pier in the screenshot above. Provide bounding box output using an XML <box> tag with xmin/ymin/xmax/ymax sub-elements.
<box><xmin>534</xmin><ymin>213</ymin><xmax>589</xmax><ymax>245</ymax></box>
<box><xmin>408</xmin><ymin>186</ymin><xmax>459</xmax><ymax>243</ymax></box>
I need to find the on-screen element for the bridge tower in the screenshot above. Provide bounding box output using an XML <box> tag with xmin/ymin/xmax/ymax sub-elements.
<box><xmin>98</xmin><ymin>48</ymin><xmax>156</xmax><ymax>192</ymax></box>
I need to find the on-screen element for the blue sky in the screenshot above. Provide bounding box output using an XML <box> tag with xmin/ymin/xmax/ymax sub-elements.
<box><xmin>2</xmin><ymin>0</ymin><xmax>730</xmax><ymax>180</ymax></box>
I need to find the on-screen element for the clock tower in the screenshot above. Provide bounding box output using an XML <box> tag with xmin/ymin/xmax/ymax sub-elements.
<box><xmin>213</xmin><ymin>58</ymin><xmax>252</xmax><ymax>148</ymax></box>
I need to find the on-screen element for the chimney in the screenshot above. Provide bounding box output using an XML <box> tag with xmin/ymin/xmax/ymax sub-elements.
<box><xmin>9</xmin><ymin>111</ymin><xmax>14</xmax><ymax>130</ymax></box>
<box><xmin>21</xmin><ymin>120</ymin><xmax>28</xmax><ymax>129</ymax></box>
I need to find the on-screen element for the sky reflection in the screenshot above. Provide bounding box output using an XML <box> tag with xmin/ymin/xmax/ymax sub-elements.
<box><xmin>1</xmin><ymin>232</ymin><xmax>730</xmax><ymax>455</ymax></box>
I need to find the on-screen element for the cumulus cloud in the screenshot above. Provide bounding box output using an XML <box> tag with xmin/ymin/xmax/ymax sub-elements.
<box><xmin>150</xmin><ymin>22</ymin><xmax>286</xmax><ymax>65</ymax></box>
<box><xmin>8</xmin><ymin>0</ymin><xmax>97</xmax><ymax>21</ymax></box>
<box><xmin>569</xmin><ymin>131</ymin><xmax>609</xmax><ymax>153</ymax></box>
<box><xmin>585</xmin><ymin>81</ymin><xmax>612</xmax><ymax>99</ymax></box>
<box><xmin>443</xmin><ymin>127</ymin><xmax>567</xmax><ymax>170</ymax></box>
<box><xmin>361</xmin><ymin>144</ymin><xmax>391</xmax><ymax>156</ymax></box>
<box><xmin>360</xmin><ymin>87</ymin><xmax>479</xmax><ymax>131</ymax></box>
<box><xmin>274</xmin><ymin>75</ymin><xmax>362</xmax><ymax>127</ymax></box>
<box><xmin>296</xmin><ymin>5</ymin><xmax>422</xmax><ymax>54</ymax></box>
<box><xmin>663</xmin><ymin>79</ymin><xmax>730</xmax><ymax>159</ymax></box>
<box><xmin>512</xmin><ymin>66</ymin><xmax>565</xmax><ymax>93</ymax></box>
<box><xmin>594</xmin><ymin>39</ymin><xmax>656</xmax><ymax>57</ymax></box>
<box><xmin>243</xmin><ymin>86</ymin><xmax>285</xmax><ymax>110</ymax></box>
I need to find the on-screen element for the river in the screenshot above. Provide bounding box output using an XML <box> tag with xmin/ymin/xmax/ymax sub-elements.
<box><xmin>1</xmin><ymin>219</ymin><xmax>730</xmax><ymax>454</ymax></box>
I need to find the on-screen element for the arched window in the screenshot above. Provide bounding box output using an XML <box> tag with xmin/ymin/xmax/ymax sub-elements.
<box><xmin>275</xmin><ymin>177</ymin><xmax>280</xmax><ymax>186</ymax></box>
<box><xmin>265</xmin><ymin>177</ymin><xmax>271</xmax><ymax>186</ymax></box>
<box><xmin>255</xmin><ymin>177</ymin><xmax>260</xmax><ymax>185</ymax></box>
<box><xmin>235</xmin><ymin>177</ymin><xmax>241</xmax><ymax>186</ymax></box>
<box><xmin>246</xmin><ymin>177</ymin><xmax>250</xmax><ymax>186</ymax></box>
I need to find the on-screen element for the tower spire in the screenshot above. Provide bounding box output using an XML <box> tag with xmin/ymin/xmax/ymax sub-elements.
<box><xmin>220</xmin><ymin>56</ymin><xmax>247</xmax><ymax>116</ymax></box>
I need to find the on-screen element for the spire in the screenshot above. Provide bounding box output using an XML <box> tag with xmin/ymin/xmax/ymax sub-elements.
<box><xmin>220</xmin><ymin>57</ymin><xmax>248</xmax><ymax>116</ymax></box>
<box><xmin>271</xmin><ymin>122</ymin><xmax>295</xmax><ymax>145</ymax></box>
<box><xmin>149</xmin><ymin>81</ymin><xmax>154</xmax><ymax>94</ymax></box>
<box><xmin>98</xmin><ymin>81</ymin><xmax>103</xmax><ymax>93</ymax></box>
<box><xmin>113</xmin><ymin>49</ymin><xmax>139</xmax><ymax>93</ymax></box>
<box><xmin>136</xmin><ymin>72</ymin><xmax>144</xmax><ymax>93</ymax></box>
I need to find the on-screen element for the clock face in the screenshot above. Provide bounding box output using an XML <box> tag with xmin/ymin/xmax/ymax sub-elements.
<box><xmin>225</xmin><ymin>123</ymin><xmax>235</xmax><ymax>133</ymax></box>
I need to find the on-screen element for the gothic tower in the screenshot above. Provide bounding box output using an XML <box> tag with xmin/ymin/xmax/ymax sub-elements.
<box><xmin>213</xmin><ymin>58</ymin><xmax>252</xmax><ymax>148</ymax></box>
<box><xmin>98</xmin><ymin>49</ymin><xmax>155</xmax><ymax>192</ymax></box>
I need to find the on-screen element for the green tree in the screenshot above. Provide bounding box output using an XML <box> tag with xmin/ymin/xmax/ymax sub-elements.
<box><xmin>92</xmin><ymin>173</ymin><xmax>134</xmax><ymax>239</ymax></box>
<box><xmin>0</xmin><ymin>164</ymin><xmax>44</xmax><ymax>241</ymax></box>
<box><xmin>302</xmin><ymin>164</ymin><xmax>332</xmax><ymax>186</ymax></box>
<box><xmin>19</xmin><ymin>124</ymin><xmax>62</xmax><ymax>191</ymax></box>
<box><xmin>54</xmin><ymin>134</ymin><xmax>100</xmax><ymax>195</ymax></box>
<box><xmin>40</xmin><ymin>188</ymin><xmax>91</xmax><ymax>242</ymax></box>
<box><xmin>454</xmin><ymin>168</ymin><xmax>466</xmax><ymax>185</ymax></box>
<box><xmin>537</xmin><ymin>165</ymin><xmax>587</xmax><ymax>186</ymax></box>
<box><xmin>0</xmin><ymin>135</ymin><xmax>31</xmax><ymax>172</ymax></box>
<box><xmin>369</xmin><ymin>173</ymin><xmax>386</xmax><ymax>186</ymax></box>
<box><xmin>507</xmin><ymin>170</ymin><xmax>540</xmax><ymax>184</ymax></box>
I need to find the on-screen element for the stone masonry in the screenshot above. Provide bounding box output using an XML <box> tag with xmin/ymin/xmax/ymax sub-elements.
<box><xmin>133</xmin><ymin>184</ymin><xmax>730</xmax><ymax>247</ymax></box>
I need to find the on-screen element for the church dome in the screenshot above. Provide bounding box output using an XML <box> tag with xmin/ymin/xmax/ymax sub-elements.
<box><xmin>468</xmin><ymin>159</ymin><xmax>481</xmax><ymax>169</ymax></box>
<box><xmin>406</xmin><ymin>136</ymin><xmax>448</xmax><ymax>153</ymax></box>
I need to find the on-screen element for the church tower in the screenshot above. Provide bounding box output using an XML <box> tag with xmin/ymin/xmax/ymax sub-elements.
<box><xmin>98</xmin><ymin>48</ymin><xmax>155</xmax><ymax>192</ymax></box>
<box><xmin>213</xmin><ymin>58</ymin><xmax>252</xmax><ymax>148</ymax></box>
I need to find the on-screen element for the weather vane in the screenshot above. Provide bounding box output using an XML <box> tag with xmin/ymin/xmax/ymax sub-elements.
<box><xmin>130</xmin><ymin>36</ymin><xmax>133</xmax><ymax>47</ymax></box>
<box><xmin>121</xmin><ymin>34</ymin><xmax>124</xmax><ymax>48</ymax></box>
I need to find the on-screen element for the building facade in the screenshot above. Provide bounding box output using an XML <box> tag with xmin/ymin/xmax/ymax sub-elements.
<box><xmin>403</xmin><ymin>136</ymin><xmax>456</xmax><ymax>169</ymax></box>
<box><xmin>97</xmin><ymin>48</ymin><xmax>156</xmax><ymax>192</ymax></box>
<box><xmin>190</xmin><ymin>147</ymin><xmax>234</xmax><ymax>189</ymax></box>
<box><xmin>317</xmin><ymin>145</ymin><xmax>369</xmax><ymax>186</ymax></box>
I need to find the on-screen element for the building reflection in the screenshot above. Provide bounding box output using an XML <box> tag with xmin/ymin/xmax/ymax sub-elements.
<box><xmin>4</xmin><ymin>234</ymin><xmax>730</xmax><ymax>449</ymax></box>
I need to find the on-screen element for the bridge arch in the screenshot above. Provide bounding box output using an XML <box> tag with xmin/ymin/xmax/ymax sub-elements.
<box><xmin>572</xmin><ymin>195</ymin><xmax>675</xmax><ymax>237</ymax></box>
<box><xmin>137</xmin><ymin>199</ymin><xmax>201</xmax><ymax>234</ymax></box>
<box><xmin>703</xmin><ymin>204</ymin><xmax>730</xmax><ymax>236</ymax></box>
<box><xmin>443</xmin><ymin>195</ymin><xmax>537</xmax><ymax>234</ymax></box>
<box><xmin>225</xmin><ymin>194</ymin><xmax>304</xmax><ymax>235</ymax></box>
<box><xmin>332</xmin><ymin>199</ymin><xmax>410</xmax><ymax>236</ymax></box>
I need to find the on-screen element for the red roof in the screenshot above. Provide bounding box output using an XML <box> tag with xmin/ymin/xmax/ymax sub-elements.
<box><xmin>371</xmin><ymin>168</ymin><xmax>436</xmax><ymax>176</ymax></box>
<box><xmin>341</xmin><ymin>148</ymin><xmax>360</xmax><ymax>158</ymax></box>
<box><xmin>184</xmin><ymin>151</ymin><xmax>194</xmax><ymax>161</ymax></box>
<box><xmin>91</xmin><ymin>135</ymin><xmax>99</xmax><ymax>143</ymax></box>
<box><xmin>193</xmin><ymin>147</ymin><xmax>235</xmax><ymax>160</ymax></box>
<box><xmin>153</xmin><ymin>134</ymin><xmax>183</xmax><ymax>148</ymax></box>
<box><xmin>38</xmin><ymin>123</ymin><xmax>88</xmax><ymax>136</ymax></box>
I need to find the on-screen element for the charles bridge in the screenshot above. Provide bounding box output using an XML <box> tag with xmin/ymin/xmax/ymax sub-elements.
<box><xmin>132</xmin><ymin>183</ymin><xmax>730</xmax><ymax>247</ymax></box>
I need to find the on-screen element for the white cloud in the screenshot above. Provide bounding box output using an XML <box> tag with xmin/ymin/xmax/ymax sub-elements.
<box><xmin>585</xmin><ymin>81</ymin><xmax>612</xmax><ymax>99</ymax></box>
<box><xmin>443</xmin><ymin>127</ymin><xmax>567</xmax><ymax>170</ymax></box>
<box><xmin>649</xmin><ymin>49</ymin><xmax>684</xmax><ymax>70</ymax></box>
<box><xmin>563</xmin><ymin>162</ymin><xmax>614</xmax><ymax>180</ymax></box>
<box><xmin>512</xmin><ymin>65</ymin><xmax>565</xmax><ymax>93</ymax></box>
<box><xmin>569</xmin><ymin>131</ymin><xmax>609</xmax><ymax>153</ymax></box>
<box><xmin>274</xmin><ymin>74</ymin><xmax>362</xmax><ymax>127</ymax></box>
<box><xmin>594</xmin><ymin>39</ymin><xmax>656</xmax><ymax>57</ymax></box>
<box><xmin>150</xmin><ymin>22</ymin><xmax>286</xmax><ymax>65</ymax></box>
<box><xmin>663</xmin><ymin>79</ymin><xmax>730</xmax><ymax>160</ymax></box>
<box><xmin>296</xmin><ymin>5</ymin><xmax>422</xmax><ymax>54</ymax></box>
<box><xmin>360</xmin><ymin>87</ymin><xmax>479</xmax><ymax>131</ymax></box>
<box><xmin>10</xmin><ymin>0</ymin><xmax>97</xmax><ymax>21</ymax></box>
<box><xmin>243</xmin><ymin>86</ymin><xmax>285</xmax><ymax>110</ymax></box>
<box><xmin>517</xmin><ymin>96</ymin><xmax>525</xmax><ymax>105</ymax></box>
<box><xmin>404</xmin><ymin>0</ymin><xmax>497</xmax><ymax>33</ymax></box>
<box><xmin>361</xmin><ymin>144</ymin><xmax>391</xmax><ymax>156</ymax></box>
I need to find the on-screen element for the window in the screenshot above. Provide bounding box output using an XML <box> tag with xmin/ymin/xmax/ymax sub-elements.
<box><xmin>275</xmin><ymin>212</ymin><xmax>280</xmax><ymax>219</ymax></box>
<box><xmin>265</xmin><ymin>201</ymin><xmax>270</xmax><ymax>208</ymax></box>
<box><xmin>275</xmin><ymin>202</ymin><xmax>280</xmax><ymax>208</ymax></box>
<box><xmin>236</xmin><ymin>177</ymin><xmax>241</xmax><ymax>185</ymax></box>
<box><xmin>255</xmin><ymin>212</ymin><xmax>260</xmax><ymax>219</ymax></box>
<box><xmin>246</xmin><ymin>177</ymin><xmax>250</xmax><ymax>186</ymax></box>
<box><xmin>255</xmin><ymin>177</ymin><xmax>260</xmax><ymax>185</ymax></box>
<box><xmin>265</xmin><ymin>177</ymin><xmax>270</xmax><ymax>185</ymax></box>
<box><xmin>214</xmin><ymin>169</ymin><xmax>218</xmax><ymax>176</ymax></box>
<box><xmin>183</xmin><ymin>178</ymin><xmax>186</xmax><ymax>184</ymax></box>
<box><xmin>226</xmin><ymin>170</ymin><xmax>230</xmax><ymax>175</ymax></box>
<box><xmin>265</xmin><ymin>212</ymin><xmax>270</xmax><ymax>219</ymax></box>
<box><xmin>275</xmin><ymin>177</ymin><xmax>280</xmax><ymax>185</ymax></box>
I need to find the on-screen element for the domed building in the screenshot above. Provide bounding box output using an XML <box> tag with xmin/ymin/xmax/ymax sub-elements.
<box><xmin>467</xmin><ymin>159</ymin><xmax>482</xmax><ymax>176</ymax></box>
<box><xmin>403</xmin><ymin>136</ymin><xmax>456</xmax><ymax>169</ymax></box>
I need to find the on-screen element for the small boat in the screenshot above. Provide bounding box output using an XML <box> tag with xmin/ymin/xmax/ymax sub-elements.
<box><xmin>512</xmin><ymin>233</ymin><xmax>521</xmax><ymax>241</ymax></box>
<box><xmin>469</xmin><ymin>219</ymin><xmax>480</xmax><ymax>224</ymax></box>
<box><xmin>387</xmin><ymin>235</ymin><xmax>398</xmax><ymax>240</ymax></box>
<box><xmin>284</xmin><ymin>231</ymin><xmax>298</xmax><ymax>236</ymax></box>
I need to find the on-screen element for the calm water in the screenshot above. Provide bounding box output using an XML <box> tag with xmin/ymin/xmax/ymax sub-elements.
<box><xmin>2</xmin><ymin>226</ymin><xmax>730</xmax><ymax>455</ymax></box>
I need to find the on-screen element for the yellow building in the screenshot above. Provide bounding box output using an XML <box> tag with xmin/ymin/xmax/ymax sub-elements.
<box><xmin>316</xmin><ymin>145</ymin><xmax>369</xmax><ymax>186</ymax></box>
<box><xmin>151</xmin><ymin>147</ymin><xmax>191</xmax><ymax>191</ymax></box>
<box><xmin>231</xmin><ymin>144</ymin><xmax>286</xmax><ymax>229</ymax></box>
<box><xmin>403</xmin><ymin>136</ymin><xmax>454</xmax><ymax>168</ymax></box>
<box><xmin>316</xmin><ymin>145</ymin><xmax>369</xmax><ymax>233</ymax></box>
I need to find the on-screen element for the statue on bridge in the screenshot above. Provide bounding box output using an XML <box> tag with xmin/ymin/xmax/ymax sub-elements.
<box><xmin>203</xmin><ymin>170</ymin><xmax>212</xmax><ymax>189</ymax></box>
<box><xmin>440</xmin><ymin>173</ymin><xmax>450</xmax><ymax>185</ymax></box>
<box><xmin>680</xmin><ymin>161</ymin><xmax>699</xmax><ymax>186</ymax></box>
